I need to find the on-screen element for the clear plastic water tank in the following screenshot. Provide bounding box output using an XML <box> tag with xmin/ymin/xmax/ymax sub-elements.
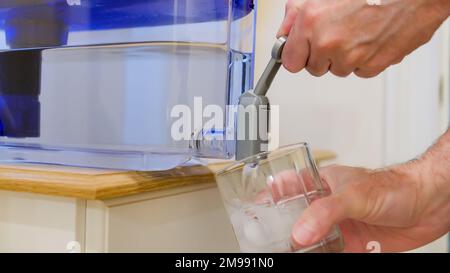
<box><xmin>0</xmin><ymin>0</ymin><xmax>257</xmax><ymax>170</ymax></box>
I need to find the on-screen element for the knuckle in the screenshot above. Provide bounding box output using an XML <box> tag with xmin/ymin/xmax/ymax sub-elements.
<box><xmin>283</xmin><ymin>59</ymin><xmax>302</xmax><ymax>73</ymax></box>
<box><xmin>286</xmin><ymin>0</ymin><xmax>304</xmax><ymax>17</ymax></box>
<box><xmin>301</xmin><ymin>2</ymin><xmax>321</xmax><ymax>28</ymax></box>
<box><xmin>365</xmin><ymin>57</ymin><xmax>386</xmax><ymax>72</ymax></box>
<box><xmin>316</xmin><ymin>35</ymin><xmax>341</xmax><ymax>53</ymax></box>
<box><xmin>386</xmin><ymin>50</ymin><xmax>406</xmax><ymax>66</ymax></box>
<box><xmin>355</xmin><ymin>70</ymin><xmax>378</xmax><ymax>78</ymax></box>
<box><xmin>331</xmin><ymin>69</ymin><xmax>351</xmax><ymax>78</ymax></box>
<box><xmin>330</xmin><ymin>62</ymin><xmax>353</xmax><ymax>78</ymax></box>
<box><xmin>356</xmin><ymin>60</ymin><xmax>386</xmax><ymax>78</ymax></box>
<box><xmin>344</xmin><ymin>50</ymin><xmax>365</xmax><ymax>67</ymax></box>
<box><xmin>330</xmin><ymin>64</ymin><xmax>351</xmax><ymax>78</ymax></box>
<box><xmin>286</xmin><ymin>0</ymin><xmax>300</xmax><ymax>10</ymax></box>
<box><xmin>392</xmin><ymin>56</ymin><xmax>405</xmax><ymax>65</ymax></box>
<box><xmin>306</xmin><ymin>66</ymin><xmax>327</xmax><ymax>77</ymax></box>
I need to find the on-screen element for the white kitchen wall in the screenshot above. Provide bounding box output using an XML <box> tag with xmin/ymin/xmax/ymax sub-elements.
<box><xmin>384</xmin><ymin>30</ymin><xmax>445</xmax><ymax>165</ymax></box>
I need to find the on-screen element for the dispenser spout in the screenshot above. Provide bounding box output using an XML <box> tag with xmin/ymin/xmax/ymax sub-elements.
<box><xmin>235</xmin><ymin>36</ymin><xmax>287</xmax><ymax>161</ymax></box>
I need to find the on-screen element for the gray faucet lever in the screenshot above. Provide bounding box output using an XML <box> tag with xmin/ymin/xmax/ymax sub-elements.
<box><xmin>235</xmin><ymin>36</ymin><xmax>287</xmax><ymax>160</ymax></box>
<box><xmin>253</xmin><ymin>36</ymin><xmax>287</xmax><ymax>97</ymax></box>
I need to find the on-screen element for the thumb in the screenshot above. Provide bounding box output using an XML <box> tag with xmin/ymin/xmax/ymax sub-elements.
<box><xmin>291</xmin><ymin>192</ymin><xmax>359</xmax><ymax>247</ymax></box>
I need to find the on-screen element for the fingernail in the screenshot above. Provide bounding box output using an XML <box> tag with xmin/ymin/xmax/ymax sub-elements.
<box><xmin>292</xmin><ymin>221</ymin><xmax>316</xmax><ymax>246</ymax></box>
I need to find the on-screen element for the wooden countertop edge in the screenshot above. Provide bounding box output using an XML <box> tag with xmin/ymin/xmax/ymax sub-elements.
<box><xmin>0</xmin><ymin>150</ymin><xmax>337</xmax><ymax>200</ymax></box>
<box><xmin>0</xmin><ymin>165</ymin><xmax>217</xmax><ymax>200</ymax></box>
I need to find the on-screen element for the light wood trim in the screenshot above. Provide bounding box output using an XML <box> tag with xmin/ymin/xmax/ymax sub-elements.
<box><xmin>0</xmin><ymin>151</ymin><xmax>336</xmax><ymax>200</ymax></box>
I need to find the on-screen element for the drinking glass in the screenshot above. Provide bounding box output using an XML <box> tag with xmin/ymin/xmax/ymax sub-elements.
<box><xmin>215</xmin><ymin>143</ymin><xmax>345</xmax><ymax>253</ymax></box>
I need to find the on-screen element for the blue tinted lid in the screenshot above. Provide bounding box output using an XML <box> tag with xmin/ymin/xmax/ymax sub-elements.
<box><xmin>0</xmin><ymin>0</ymin><xmax>254</xmax><ymax>30</ymax></box>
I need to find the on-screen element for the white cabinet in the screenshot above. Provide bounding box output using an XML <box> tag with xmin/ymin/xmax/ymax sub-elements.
<box><xmin>0</xmin><ymin>185</ymin><xmax>239</xmax><ymax>253</ymax></box>
<box><xmin>86</xmin><ymin>186</ymin><xmax>239</xmax><ymax>253</ymax></box>
<box><xmin>0</xmin><ymin>190</ymin><xmax>83</xmax><ymax>252</ymax></box>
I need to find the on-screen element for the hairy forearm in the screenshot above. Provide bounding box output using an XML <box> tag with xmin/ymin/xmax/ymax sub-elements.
<box><xmin>383</xmin><ymin>129</ymin><xmax>450</xmax><ymax>232</ymax></box>
<box><xmin>422</xmin><ymin>129</ymin><xmax>450</xmax><ymax>193</ymax></box>
<box><xmin>412</xmin><ymin>129</ymin><xmax>450</xmax><ymax>231</ymax></box>
<box><xmin>391</xmin><ymin>129</ymin><xmax>450</xmax><ymax>194</ymax></box>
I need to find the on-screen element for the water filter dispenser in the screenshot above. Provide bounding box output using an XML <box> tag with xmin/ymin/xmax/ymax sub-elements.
<box><xmin>0</xmin><ymin>0</ymin><xmax>257</xmax><ymax>170</ymax></box>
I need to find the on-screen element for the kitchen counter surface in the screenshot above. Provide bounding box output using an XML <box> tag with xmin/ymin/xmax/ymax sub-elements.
<box><xmin>0</xmin><ymin>150</ymin><xmax>336</xmax><ymax>200</ymax></box>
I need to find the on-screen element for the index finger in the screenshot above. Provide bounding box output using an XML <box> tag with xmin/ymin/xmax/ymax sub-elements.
<box><xmin>282</xmin><ymin>15</ymin><xmax>310</xmax><ymax>73</ymax></box>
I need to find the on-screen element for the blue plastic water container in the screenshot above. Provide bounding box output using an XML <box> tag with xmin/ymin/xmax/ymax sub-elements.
<box><xmin>0</xmin><ymin>0</ymin><xmax>257</xmax><ymax>170</ymax></box>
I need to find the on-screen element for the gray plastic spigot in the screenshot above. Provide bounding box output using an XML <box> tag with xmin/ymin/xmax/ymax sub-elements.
<box><xmin>235</xmin><ymin>36</ymin><xmax>287</xmax><ymax>160</ymax></box>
